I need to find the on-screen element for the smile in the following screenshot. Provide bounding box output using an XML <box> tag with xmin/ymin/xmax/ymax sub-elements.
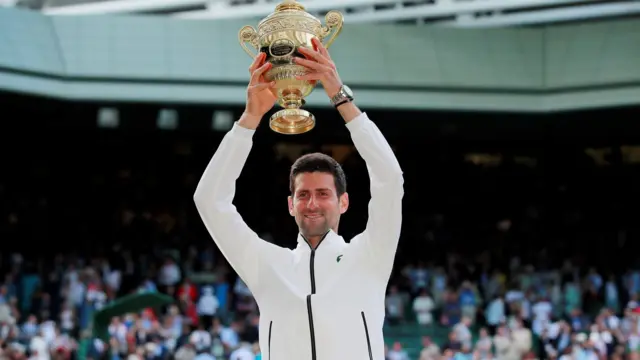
<box><xmin>304</xmin><ymin>214</ymin><xmax>323</xmax><ymax>220</ymax></box>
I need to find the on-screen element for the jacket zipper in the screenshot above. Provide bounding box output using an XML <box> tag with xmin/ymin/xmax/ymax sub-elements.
<box><xmin>268</xmin><ymin>321</ymin><xmax>273</xmax><ymax>360</ymax></box>
<box><xmin>361</xmin><ymin>312</ymin><xmax>373</xmax><ymax>360</ymax></box>
<box><xmin>306</xmin><ymin>295</ymin><xmax>316</xmax><ymax>360</ymax></box>
<box><xmin>303</xmin><ymin>231</ymin><xmax>330</xmax><ymax>360</ymax></box>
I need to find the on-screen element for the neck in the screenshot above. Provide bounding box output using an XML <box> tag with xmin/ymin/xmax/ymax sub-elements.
<box><xmin>306</xmin><ymin>236</ymin><xmax>323</xmax><ymax>249</ymax></box>
<box><xmin>302</xmin><ymin>229</ymin><xmax>333</xmax><ymax>249</ymax></box>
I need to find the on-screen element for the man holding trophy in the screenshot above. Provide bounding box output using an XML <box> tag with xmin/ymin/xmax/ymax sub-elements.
<box><xmin>194</xmin><ymin>2</ymin><xmax>404</xmax><ymax>359</ymax></box>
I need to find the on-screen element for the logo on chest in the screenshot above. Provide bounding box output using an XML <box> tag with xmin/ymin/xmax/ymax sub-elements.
<box><xmin>336</xmin><ymin>255</ymin><xmax>343</xmax><ymax>263</ymax></box>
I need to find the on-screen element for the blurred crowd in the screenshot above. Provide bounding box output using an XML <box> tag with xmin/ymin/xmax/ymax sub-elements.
<box><xmin>386</xmin><ymin>257</ymin><xmax>640</xmax><ymax>359</ymax></box>
<box><xmin>3</xmin><ymin>244</ymin><xmax>640</xmax><ymax>360</ymax></box>
<box><xmin>3</xmin><ymin>109</ymin><xmax>640</xmax><ymax>359</ymax></box>
<box><xmin>0</xmin><ymin>246</ymin><xmax>264</xmax><ymax>360</ymax></box>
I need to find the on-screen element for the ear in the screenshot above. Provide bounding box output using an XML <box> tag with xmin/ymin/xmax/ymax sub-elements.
<box><xmin>339</xmin><ymin>192</ymin><xmax>349</xmax><ymax>215</ymax></box>
<box><xmin>288</xmin><ymin>195</ymin><xmax>295</xmax><ymax>216</ymax></box>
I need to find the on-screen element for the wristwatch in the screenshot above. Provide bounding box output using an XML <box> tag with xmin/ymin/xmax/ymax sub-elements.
<box><xmin>330</xmin><ymin>85</ymin><xmax>354</xmax><ymax>108</ymax></box>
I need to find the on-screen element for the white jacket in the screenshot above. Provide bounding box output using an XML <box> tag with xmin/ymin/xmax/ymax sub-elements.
<box><xmin>194</xmin><ymin>112</ymin><xmax>404</xmax><ymax>360</ymax></box>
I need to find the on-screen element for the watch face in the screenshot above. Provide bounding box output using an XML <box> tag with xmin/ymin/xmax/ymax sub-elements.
<box><xmin>342</xmin><ymin>85</ymin><xmax>353</xmax><ymax>97</ymax></box>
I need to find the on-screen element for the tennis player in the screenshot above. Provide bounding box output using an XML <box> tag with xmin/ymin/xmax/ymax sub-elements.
<box><xmin>194</xmin><ymin>37</ymin><xmax>404</xmax><ymax>360</ymax></box>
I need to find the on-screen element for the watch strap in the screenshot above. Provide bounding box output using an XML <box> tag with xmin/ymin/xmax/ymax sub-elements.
<box><xmin>334</xmin><ymin>98</ymin><xmax>351</xmax><ymax>108</ymax></box>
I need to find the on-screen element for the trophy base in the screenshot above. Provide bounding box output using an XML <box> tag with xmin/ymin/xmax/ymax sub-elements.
<box><xmin>269</xmin><ymin>109</ymin><xmax>315</xmax><ymax>135</ymax></box>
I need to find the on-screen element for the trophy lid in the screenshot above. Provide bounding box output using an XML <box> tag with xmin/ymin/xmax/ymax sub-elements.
<box><xmin>275</xmin><ymin>0</ymin><xmax>305</xmax><ymax>11</ymax></box>
<box><xmin>258</xmin><ymin>0</ymin><xmax>319</xmax><ymax>27</ymax></box>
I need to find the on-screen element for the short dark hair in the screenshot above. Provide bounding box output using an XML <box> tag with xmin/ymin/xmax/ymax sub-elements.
<box><xmin>289</xmin><ymin>152</ymin><xmax>347</xmax><ymax>196</ymax></box>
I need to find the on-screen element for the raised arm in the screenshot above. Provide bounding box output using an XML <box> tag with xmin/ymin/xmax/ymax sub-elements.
<box><xmin>343</xmin><ymin>105</ymin><xmax>404</xmax><ymax>269</ymax></box>
<box><xmin>194</xmin><ymin>53</ymin><xmax>284</xmax><ymax>292</ymax></box>
<box><xmin>193</xmin><ymin>122</ymin><xmax>270</xmax><ymax>290</ymax></box>
<box><xmin>295</xmin><ymin>38</ymin><xmax>404</xmax><ymax>275</ymax></box>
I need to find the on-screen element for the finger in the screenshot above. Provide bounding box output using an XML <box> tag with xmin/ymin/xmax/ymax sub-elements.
<box><xmin>251</xmin><ymin>62</ymin><xmax>271</xmax><ymax>83</ymax></box>
<box><xmin>312</xmin><ymin>37</ymin><xmax>331</xmax><ymax>60</ymax></box>
<box><xmin>295</xmin><ymin>73</ymin><xmax>324</xmax><ymax>81</ymax></box>
<box><xmin>248</xmin><ymin>81</ymin><xmax>276</xmax><ymax>93</ymax></box>
<box><xmin>298</xmin><ymin>46</ymin><xmax>330</xmax><ymax>65</ymax></box>
<box><xmin>293</xmin><ymin>57</ymin><xmax>331</xmax><ymax>72</ymax></box>
<box><xmin>249</xmin><ymin>52</ymin><xmax>266</xmax><ymax>73</ymax></box>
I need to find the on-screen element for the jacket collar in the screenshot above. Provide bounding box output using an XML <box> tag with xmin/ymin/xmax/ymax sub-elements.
<box><xmin>296</xmin><ymin>229</ymin><xmax>343</xmax><ymax>251</ymax></box>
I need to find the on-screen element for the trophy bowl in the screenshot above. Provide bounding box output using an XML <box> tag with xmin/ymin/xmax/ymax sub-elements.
<box><xmin>238</xmin><ymin>0</ymin><xmax>344</xmax><ymax>135</ymax></box>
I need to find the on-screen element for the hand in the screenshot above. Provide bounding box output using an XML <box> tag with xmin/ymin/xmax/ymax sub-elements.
<box><xmin>244</xmin><ymin>52</ymin><xmax>277</xmax><ymax>121</ymax></box>
<box><xmin>294</xmin><ymin>37</ymin><xmax>343</xmax><ymax>99</ymax></box>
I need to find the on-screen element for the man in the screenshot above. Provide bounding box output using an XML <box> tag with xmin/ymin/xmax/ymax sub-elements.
<box><xmin>194</xmin><ymin>37</ymin><xmax>404</xmax><ymax>360</ymax></box>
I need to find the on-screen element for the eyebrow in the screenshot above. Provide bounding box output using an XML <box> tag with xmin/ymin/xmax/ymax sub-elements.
<box><xmin>297</xmin><ymin>188</ymin><xmax>333</xmax><ymax>193</ymax></box>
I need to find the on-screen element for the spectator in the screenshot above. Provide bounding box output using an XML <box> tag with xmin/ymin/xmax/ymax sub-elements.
<box><xmin>412</xmin><ymin>288</ymin><xmax>435</xmax><ymax>326</ymax></box>
<box><xmin>386</xmin><ymin>286</ymin><xmax>405</xmax><ymax>326</ymax></box>
<box><xmin>418</xmin><ymin>336</ymin><xmax>439</xmax><ymax>360</ymax></box>
<box><xmin>387</xmin><ymin>341</ymin><xmax>409</xmax><ymax>360</ymax></box>
<box><xmin>196</xmin><ymin>286</ymin><xmax>218</xmax><ymax>327</ymax></box>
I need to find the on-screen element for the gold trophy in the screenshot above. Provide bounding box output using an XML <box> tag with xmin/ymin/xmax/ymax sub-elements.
<box><xmin>238</xmin><ymin>0</ymin><xmax>344</xmax><ymax>134</ymax></box>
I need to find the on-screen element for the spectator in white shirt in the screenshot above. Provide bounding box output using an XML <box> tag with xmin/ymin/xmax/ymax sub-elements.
<box><xmin>412</xmin><ymin>288</ymin><xmax>435</xmax><ymax>325</ymax></box>
<box><xmin>197</xmin><ymin>286</ymin><xmax>219</xmax><ymax>328</ymax></box>
<box><xmin>158</xmin><ymin>258</ymin><xmax>181</xmax><ymax>289</ymax></box>
<box><xmin>531</xmin><ymin>297</ymin><xmax>553</xmax><ymax>335</ymax></box>
<box><xmin>104</xmin><ymin>268</ymin><xmax>122</xmax><ymax>295</ymax></box>
<box><xmin>108</xmin><ymin>317</ymin><xmax>128</xmax><ymax>354</ymax></box>
<box><xmin>485</xmin><ymin>294</ymin><xmax>505</xmax><ymax>335</ymax></box>
<box><xmin>189</xmin><ymin>324</ymin><xmax>212</xmax><ymax>352</ymax></box>
<box><xmin>219</xmin><ymin>321</ymin><xmax>241</xmax><ymax>355</ymax></box>
<box><xmin>59</xmin><ymin>306</ymin><xmax>74</xmax><ymax>334</ymax></box>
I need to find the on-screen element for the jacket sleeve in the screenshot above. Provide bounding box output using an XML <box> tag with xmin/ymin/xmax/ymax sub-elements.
<box><xmin>193</xmin><ymin>122</ymin><xmax>286</xmax><ymax>291</ymax></box>
<box><xmin>346</xmin><ymin>112</ymin><xmax>404</xmax><ymax>278</ymax></box>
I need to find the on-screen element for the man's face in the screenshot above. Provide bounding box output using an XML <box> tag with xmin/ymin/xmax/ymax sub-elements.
<box><xmin>288</xmin><ymin>172</ymin><xmax>348</xmax><ymax>239</ymax></box>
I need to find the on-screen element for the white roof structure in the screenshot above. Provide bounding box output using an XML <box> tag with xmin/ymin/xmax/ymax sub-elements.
<box><xmin>9</xmin><ymin>0</ymin><xmax>640</xmax><ymax>27</ymax></box>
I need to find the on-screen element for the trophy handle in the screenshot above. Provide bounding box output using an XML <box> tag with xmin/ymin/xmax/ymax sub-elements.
<box><xmin>317</xmin><ymin>11</ymin><xmax>344</xmax><ymax>48</ymax></box>
<box><xmin>238</xmin><ymin>25</ymin><xmax>259</xmax><ymax>58</ymax></box>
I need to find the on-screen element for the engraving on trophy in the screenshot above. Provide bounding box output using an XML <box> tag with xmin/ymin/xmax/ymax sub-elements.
<box><xmin>269</xmin><ymin>39</ymin><xmax>295</xmax><ymax>58</ymax></box>
<box><xmin>258</xmin><ymin>17</ymin><xmax>322</xmax><ymax>38</ymax></box>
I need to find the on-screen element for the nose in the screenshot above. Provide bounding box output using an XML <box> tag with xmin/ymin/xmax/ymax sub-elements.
<box><xmin>306</xmin><ymin>195</ymin><xmax>319</xmax><ymax>210</ymax></box>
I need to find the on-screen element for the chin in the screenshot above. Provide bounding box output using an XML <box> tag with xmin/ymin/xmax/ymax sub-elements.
<box><xmin>302</xmin><ymin>225</ymin><xmax>329</xmax><ymax>237</ymax></box>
